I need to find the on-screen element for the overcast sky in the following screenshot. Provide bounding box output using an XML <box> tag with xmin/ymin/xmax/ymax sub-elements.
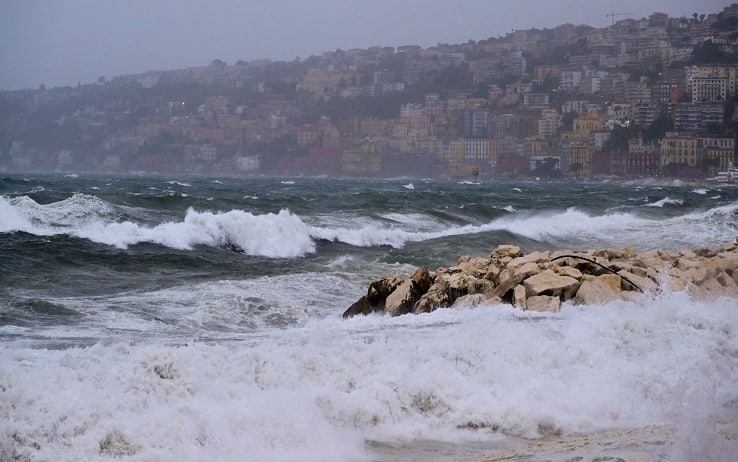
<box><xmin>0</xmin><ymin>0</ymin><xmax>731</xmax><ymax>91</ymax></box>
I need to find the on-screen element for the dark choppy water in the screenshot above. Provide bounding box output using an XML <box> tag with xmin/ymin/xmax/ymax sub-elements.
<box><xmin>2</xmin><ymin>174</ymin><xmax>737</xmax><ymax>461</ymax></box>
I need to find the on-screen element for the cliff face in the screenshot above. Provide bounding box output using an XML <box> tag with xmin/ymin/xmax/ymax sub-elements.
<box><xmin>344</xmin><ymin>239</ymin><xmax>738</xmax><ymax>318</ymax></box>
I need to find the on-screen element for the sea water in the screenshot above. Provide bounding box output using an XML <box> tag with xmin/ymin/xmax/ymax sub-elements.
<box><xmin>1</xmin><ymin>175</ymin><xmax>737</xmax><ymax>461</ymax></box>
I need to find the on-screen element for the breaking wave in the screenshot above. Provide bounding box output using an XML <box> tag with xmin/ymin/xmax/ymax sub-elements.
<box><xmin>0</xmin><ymin>195</ymin><xmax>315</xmax><ymax>258</ymax></box>
<box><xmin>643</xmin><ymin>197</ymin><xmax>684</xmax><ymax>207</ymax></box>
<box><xmin>310</xmin><ymin>202</ymin><xmax>738</xmax><ymax>252</ymax></box>
<box><xmin>4</xmin><ymin>194</ymin><xmax>738</xmax><ymax>256</ymax></box>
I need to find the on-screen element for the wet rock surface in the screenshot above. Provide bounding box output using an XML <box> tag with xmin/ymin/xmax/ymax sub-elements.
<box><xmin>344</xmin><ymin>238</ymin><xmax>738</xmax><ymax>318</ymax></box>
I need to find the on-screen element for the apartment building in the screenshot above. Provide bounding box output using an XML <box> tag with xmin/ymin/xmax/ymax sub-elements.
<box><xmin>660</xmin><ymin>132</ymin><xmax>698</xmax><ymax>167</ymax></box>
<box><xmin>564</xmin><ymin>141</ymin><xmax>595</xmax><ymax>176</ymax></box>
<box><xmin>691</xmin><ymin>78</ymin><xmax>728</xmax><ymax>102</ymax></box>
<box><xmin>685</xmin><ymin>65</ymin><xmax>738</xmax><ymax>97</ymax></box>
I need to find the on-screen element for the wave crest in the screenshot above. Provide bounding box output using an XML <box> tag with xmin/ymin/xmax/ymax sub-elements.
<box><xmin>1</xmin><ymin>194</ymin><xmax>315</xmax><ymax>258</ymax></box>
<box><xmin>643</xmin><ymin>197</ymin><xmax>684</xmax><ymax>208</ymax></box>
<box><xmin>77</xmin><ymin>208</ymin><xmax>315</xmax><ymax>258</ymax></box>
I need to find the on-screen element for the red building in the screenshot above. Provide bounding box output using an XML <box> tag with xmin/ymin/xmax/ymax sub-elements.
<box><xmin>496</xmin><ymin>153</ymin><xmax>530</xmax><ymax>176</ymax></box>
<box><xmin>592</xmin><ymin>152</ymin><xmax>661</xmax><ymax>176</ymax></box>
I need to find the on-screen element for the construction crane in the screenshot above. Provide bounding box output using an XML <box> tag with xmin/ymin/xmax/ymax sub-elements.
<box><xmin>606</xmin><ymin>11</ymin><xmax>634</xmax><ymax>25</ymax></box>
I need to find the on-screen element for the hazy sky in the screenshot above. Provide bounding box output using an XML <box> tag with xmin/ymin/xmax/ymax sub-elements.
<box><xmin>0</xmin><ymin>0</ymin><xmax>731</xmax><ymax>91</ymax></box>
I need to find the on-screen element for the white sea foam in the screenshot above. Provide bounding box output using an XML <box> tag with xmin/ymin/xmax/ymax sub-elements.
<box><xmin>4</xmin><ymin>193</ymin><xmax>738</xmax><ymax>257</ymax></box>
<box><xmin>0</xmin><ymin>196</ymin><xmax>36</xmax><ymax>233</ymax></box>
<box><xmin>0</xmin><ymin>195</ymin><xmax>314</xmax><ymax>258</ymax></box>
<box><xmin>692</xmin><ymin>188</ymin><xmax>708</xmax><ymax>195</ymax></box>
<box><xmin>309</xmin><ymin>201</ymin><xmax>738</xmax><ymax>252</ymax></box>
<box><xmin>2</xmin><ymin>292</ymin><xmax>736</xmax><ymax>461</ymax></box>
<box><xmin>76</xmin><ymin>208</ymin><xmax>315</xmax><ymax>257</ymax></box>
<box><xmin>643</xmin><ymin>197</ymin><xmax>684</xmax><ymax>207</ymax></box>
<box><xmin>0</xmin><ymin>193</ymin><xmax>115</xmax><ymax>233</ymax></box>
<box><xmin>491</xmin><ymin>203</ymin><xmax>738</xmax><ymax>251</ymax></box>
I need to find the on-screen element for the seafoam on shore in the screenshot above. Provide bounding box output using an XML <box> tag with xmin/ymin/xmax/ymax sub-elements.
<box><xmin>3</xmin><ymin>290</ymin><xmax>737</xmax><ymax>461</ymax></box>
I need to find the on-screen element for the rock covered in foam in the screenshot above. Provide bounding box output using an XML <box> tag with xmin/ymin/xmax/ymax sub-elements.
<box><xmin>342</xmin><ymin>237</ymin><xmax>738</xmax><ymax>318</ymax></box>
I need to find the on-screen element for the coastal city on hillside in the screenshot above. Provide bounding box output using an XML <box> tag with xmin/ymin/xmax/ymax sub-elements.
<box><xmin>2</xmin><ymin>5</ymin><xmax>738</xmax><ymax>181</ymax></box>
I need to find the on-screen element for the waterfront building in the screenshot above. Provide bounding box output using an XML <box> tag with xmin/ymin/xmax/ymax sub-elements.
<box><xmin>660</xmin><ymin>132</ymin><xmax>698</xmax><ymax>168</ymax></box>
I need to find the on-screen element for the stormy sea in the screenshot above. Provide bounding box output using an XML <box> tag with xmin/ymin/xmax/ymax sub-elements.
<box><xmin>1</xmin><ymin>174</ymin><xmax>737</xmax><ymax>461</ymax></box>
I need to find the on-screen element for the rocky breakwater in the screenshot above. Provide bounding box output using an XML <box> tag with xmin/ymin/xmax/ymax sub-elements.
<box><xmin>343</xmin><ymin>238</ymin><xmax>738</xmax><ymax>318</ymax></box>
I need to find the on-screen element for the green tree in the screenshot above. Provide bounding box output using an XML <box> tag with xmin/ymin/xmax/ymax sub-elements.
<box><xmin>643</xmin><ymin>115</ymin><xmax>673</xmax><ymax>142</ymax></box>
<box><xmin>603</xmin><ymin>124</ymin><xmax>638</xmax><ymax>152</ymax></box>
<box><xmin>561</xmin><ymin>112</ymin><xmax>577</xmax><ymax>131</ymax></box>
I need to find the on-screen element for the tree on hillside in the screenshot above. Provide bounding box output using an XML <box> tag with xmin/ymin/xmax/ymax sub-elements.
<box><xmin>692</xmin><ymin>39</ymin><xmax>725</xmax><ymax>63</ymax></box>
<box><xmin>603</xmin><ymin>124</ymin><xmax>638</xmax><ymax>152</ymax></box>
<box><xmin>643</xmin><ymin>115</ymin><xmax>673</xmax><ymax>142</ymax></box>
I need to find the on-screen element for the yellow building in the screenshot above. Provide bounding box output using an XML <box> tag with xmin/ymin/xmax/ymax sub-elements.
<box><xmin>567</xmin><ymin>141</ymin><xmax>594</xmax><ymax>177</ymax></box>
<box><xmin>573</xmin><ymin>112</ymin><xmax>604</xmax><ymax>135</ymax></box>
<box><xmin>700</xmin><ymin>137</ymin><xmax>736</xmax><ymax>174</ymax></box>
<box><xmin>525</xmin><ymin>137</ymin><xmax>550</xmax><ymax>156</ymax></box>
<box><xmin>342</xmin><ymin>149</ymin><xmax>381</xmax><ymax>175</ymax></box>
<box><xmin>447</xmin><ymin>140</ymin><xmax>466</xmax><ymax>162</ymax></box>
<box><xmin>685</xmin><ymin>65</ymin><xmax>738</xmax><ymax>97</ymax></box>
<box><xmin>703</xmin><ymin>146</ymin><xmax>734</xmax><ymax>175</ymax></box>
<box><xmin>660</xmin><ymin>132</ymin><xmax>698</xmax><ymax>167</ymax></box>
<box><xmin>489</xmin><ymin>138</ymin><xmax>515</xmax><ymax>165</ymax></box>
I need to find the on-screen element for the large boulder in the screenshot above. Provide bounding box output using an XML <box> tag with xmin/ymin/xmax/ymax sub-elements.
<box><xmin>342</xmin><ymin>296</ymin><xmax>374</xmax><ymax>318</ymax></box>
<box><xmin>716</xmin><ymin>271</ymin><xmax>737</xmax><ymax>289</ymax></box>
<box><xmin>413</xmin><ymin>273</ymin><xmax>451</xmax><ymax>313</ymax></box>
<box><xmin>512</xmin><ymin>261</ymin><xmax>543</xmax><ymax>280</ymax></box>
<box><xmin>489</xmin><ymin>273</ymin><xmax>527</xmax><ymax>300</ymax></box>
<box><xmin>523</xmin><ymin>270</ymin><xmax>580</xmax><ymax>300</ymax></box>
<box><xmin>592</xmin><ymin>247</ymin><xmax>637</xmax><ymax>261</ymax></box>
<box><xmin>490</xmin><ymin>245</ymin><xmax>523</xmax><ymax>262</ymax></box>
<box><xmin>574</xmin><ymin>275</ymin><xmax>622</xmax><ymax>305</ymax></box>
<box><xmin>385</xmin><ymin>279</ymin><xmax>422</xmax><ymax>316</ymax></box>
<box><xmin>411</xmin><ymin>267</ymin><xmax>432</xmax><ymax>293</ymax></box>
<box><xmin>343</xmin><ymin>275</ymin><xmax>405</xmax><ymax>318</ymax></box>
<box><xmin>367</xmin><ymin>276</ymin><xmax>405</xmax><ymax>309</ymax></box>
<box><xmin>413</xmin><ymin>288</ymin><xmax>450</xmax><ymax>314</ymax></box>
<box><xmin>526</xmin><ymin>295</ymin><xmax>561</xmax><ymax>312</ymax></box>
<box><xmin>456</xmin><ymin>256</ymin><xmax>493</xmax><ymax>278</ymax></box>
<box><xmin>451</xmin><ymin>293</ymin><xmax>486</xmax><ymax>308</ymax></box>
<box><xmin>343</xmin><ymin>240</ymin><xmax>738</xmax><ymax>318</ymax></box>
<box><xmin>446</xmin><ymin>272</ymin><xmax>493</xmax><ymax>304</ymax></box>
<box><xmin>553</xmin><ymin>265</ymin><xmax>583</xmax><ymax>280</ymax></box>
<box><xmin>508</xmin><ymin>251</ymin><xmax>551</xmax><ymax>269</ymax></box>
<box><xmin>616</xmin><ymin>270</ymin><xmax>659</xmax><ymax>292</ymax></box>
<box><xmin>512</xmin><ymin>284</ymin><xmax>527</xmax><ymax>309</ymax></box>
